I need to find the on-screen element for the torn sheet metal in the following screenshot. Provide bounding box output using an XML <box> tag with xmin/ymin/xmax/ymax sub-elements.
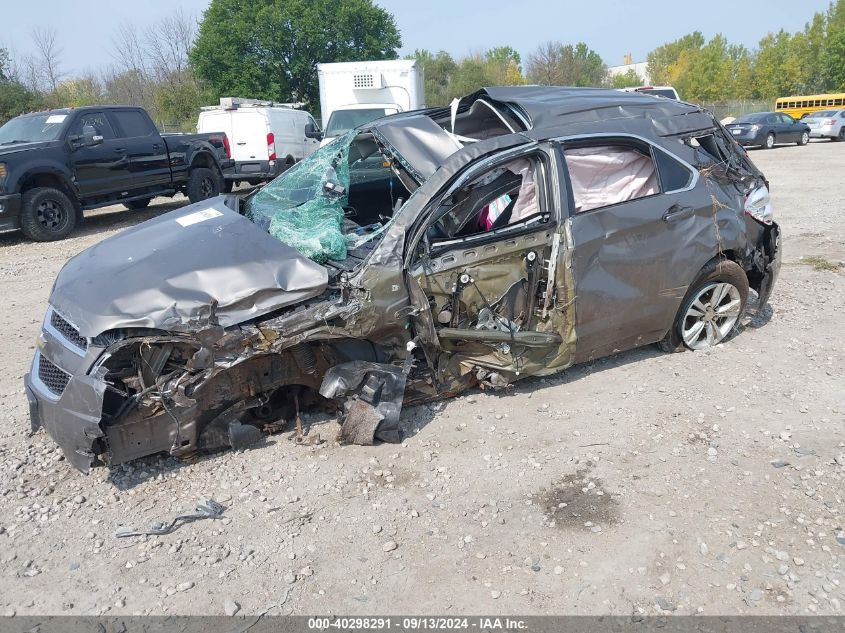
<box><xmin>475</xmin><ymin>86</ymin><xmax>716</xmax><ymax>138</ymax></box>
<box><xmin>370</xmin><ymin>114</ymin><xmax>463</xmax><ymax>181</ymax></box>
<box><xmin>50</xmin><ymin>203</ymin><xmax>328</xmax><ymax>338</ymax></box>
<box><xmin>319</xmin><ymin>358</ymin><xmax>413</xmax><ymax>445</ymax></box>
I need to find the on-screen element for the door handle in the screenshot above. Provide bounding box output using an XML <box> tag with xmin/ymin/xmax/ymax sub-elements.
<box><xmin>662</xmin><ymin>204</ymin><xmax>694</xmax><ymax>222</ymax></box>
<box><xmin>114</xmin><ymin>147</ymin><xmax>127</xmax><ymax>153</ymax></box>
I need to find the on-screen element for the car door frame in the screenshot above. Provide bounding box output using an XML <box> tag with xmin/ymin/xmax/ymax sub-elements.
<box><xmin>404</xmin><ymin>141</ymin><xmax>575</xmax><ymax>378</ymax></box>
<box><xmin>553</xmin><ymin>132</ymin><xmax>716</xmax><ymax>363</ymax></box>
<box><xmin>65</xmin><ymin>110</ymin><xmax>130</xmax><ymax>200</ymax></box>
<box><xmin>106</xmin><ymin>108</ymin><xmax>171</xmax><ymax>192</ymax></box>
<box><xmin>778</xmin><ymin>113</ymin><xmax>800</xmax><ymax>142</ymax></box>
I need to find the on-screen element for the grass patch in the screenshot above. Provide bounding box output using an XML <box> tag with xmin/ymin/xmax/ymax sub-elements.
<box><xmin>800</xmin><ymin>256</ymin><xmax>840</xmax><ymax>271</ymax></box>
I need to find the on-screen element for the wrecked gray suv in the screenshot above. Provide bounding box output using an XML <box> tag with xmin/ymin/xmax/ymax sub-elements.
<box><xmin>25</xmin><ymin>87</ymin><xmax>780</xmax><ymax>472</ymax></box>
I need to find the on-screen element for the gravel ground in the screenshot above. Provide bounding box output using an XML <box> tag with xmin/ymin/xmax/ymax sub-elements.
<box><xmin>0</xmin><ymin>142</ymin><xmax>842</xmax><ymax>617</ymax></box>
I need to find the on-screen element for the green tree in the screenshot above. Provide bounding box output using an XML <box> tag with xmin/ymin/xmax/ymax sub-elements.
<box><xmin>0</xmin><ymin>47</ymin><xmax>43</xmax><ymax>124</ymax></box>
<box><xmin>409</xmin><ymin>49</ymin><xmax>458</xmax><ymax>106</ymax></box>
<box><xmin>607</xmin><ymin>68</ymin><xmax>644</xmax><ymax>88</ymax></box>
<box><xmin>47</xmin><ymin>75</ymin><xmax>103</xmax><ymax>108</ymax></box>
<box><xmin>526</xmin><ymin>41</ymin><xmax>606</xmax><ymax>86</ymax></box>
<box><xmin>675</xmin><ymin>35</ymin><xmax>733</xmax><ymax>102</ymax></box>
<box><xmin>823</xmin><ymin>0</ymin><xmax>845</xmax><ymax>90</ymax></box>
<box><xmin>153</xmin><ymin>75</ymin><xmax>214</xmax><ymax>131</ymax></box>
<box><xmin>486</xmin><ymin>46</ymin><xmax>521</xmax><ymax>70</ymax></box>
<box><xmin>754</xmin><ymin>30</ymin><xmax>802</xmax><ymax>99</ymax></box>
<box><xmin>646</xmin><ymin>32</ymin><xmax>705</xmax><ymax>86</ymax></box>
<box><xmin>190</xmin><ymin>0</ymin><xmax>401</xmax><ymax>109</ymax></box>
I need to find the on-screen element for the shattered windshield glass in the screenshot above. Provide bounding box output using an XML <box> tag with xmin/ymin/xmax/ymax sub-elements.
<box><xmin>245</xmin><ymin>132</ymin><xmax>355</xmax><ymax>264</ymax></box>
<box><xmin>245</xmin><ymin>130</ymin><xmax>409</xmax><ymax>264</ymax></box>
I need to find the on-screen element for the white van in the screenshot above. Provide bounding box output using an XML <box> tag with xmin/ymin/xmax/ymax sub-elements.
<box><xmin>197</xmin><ymin>97</ymin><xmax>322</xmax><ymax>188</ymax></box>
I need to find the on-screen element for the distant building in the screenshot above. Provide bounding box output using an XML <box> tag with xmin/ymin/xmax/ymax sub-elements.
<box><xmin>607</xmin><ymin>54</ymin><xmax>650</xmax><ymax>85</ymax></box>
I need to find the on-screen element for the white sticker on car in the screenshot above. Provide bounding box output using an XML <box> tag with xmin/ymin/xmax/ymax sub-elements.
<box><xmin>176</xmin><ymin>208</ymin><xmax>224</xmax><ymax>227</ymax></box>
<box><xmin>46</xmin><ymin>114</ymin><xmax>67</xmax><ymax>124</ymax></box>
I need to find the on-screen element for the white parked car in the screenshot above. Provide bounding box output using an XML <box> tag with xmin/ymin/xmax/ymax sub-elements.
<box><xmin>198</xmin><ymin>98</ymin><xmax>323</xmax><ymax>189</ymax></box>
<box><xmin>803</xmin><ymin>109</ymin><xmax>845</xmax><ymax>141</ymax></box>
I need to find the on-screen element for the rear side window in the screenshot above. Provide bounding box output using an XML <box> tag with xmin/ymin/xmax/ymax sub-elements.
<box><xmin>111</xmin><ymin>110</ymin><xmax>157</xmax><ymax>138</ymax></box>
<box><xmin>653</xmin><ymin>148</ymin><xmax>693</xmax><ymax>192</ymax></box>
<box><xmin>564</xmin><ymin>145</ymin><xmax>659</xmax><ymax>213</ymax></box>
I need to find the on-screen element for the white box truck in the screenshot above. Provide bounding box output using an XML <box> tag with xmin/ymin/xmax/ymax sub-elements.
<box><xmin>317</xmin><ymin>60</ymin><xmax>425</xmax><ymax>146</ymax></box>
<box><xmin>197</xmin><ymin>97</ymin><xmax>323</xmax><ymax>188</ymax></box>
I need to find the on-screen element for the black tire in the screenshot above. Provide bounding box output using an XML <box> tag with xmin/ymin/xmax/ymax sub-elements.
<box><xmin>659</xmin><ymin>259</ymin><xmax>749</xmax><ymax>353</ymax></box>
<box><xmin>186</xmin><ymin>167</ymin><xmax>222</xmax><ymax>203</ymax></box>
<box><xmin>221</xmin><ymin>180</ymin><xmax>233</xmax><ymax>193</ymax></box>
<box><xmin>763</xmin><ymin>132</ymin><xmax>775</xmax><ymax>149</ymax></box>
<box><xmin>123</xmin><ymin>197</ymin><xmax>152</xmax><ymax>210</ymax></box>
<box><xmin>20</xmin><ymin>187</ymin><xmax>77</xmax><ymax>242</ymax></box>
<box><xmin>837</xmin><ymin>128</ymin><xmax>845</xmax><ymax>142</ymax></box>
<box><xmin>798</xmin><ymin>131</ymin><xmax>809</xmax><ymax>146</ymax></box>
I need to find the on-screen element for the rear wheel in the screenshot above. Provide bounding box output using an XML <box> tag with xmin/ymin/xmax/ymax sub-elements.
<box><xmin>186</xmin><ymin>167</ymin><xmax>222</xmax><ymax>203</ymax></box>
<box><xmin>837</xmin><ymin>128</ymin><xmax>845</xmax><ymax>142</ymax></box>
<box><xmin>764</xmin><ymin>133</ymin><xmax>775</xmax><ymax>149</ymax></box>
<box><xmin>123</xmin><ymin>197</ymin><xmax>152</xmax><ymax>210</ymax></box>
<box><xmin>659</xmin><ymin>259</ymin><xmax>749</xmax><ymax>352</ymax></box>
<box><xmin>20</xmin><ymin>187</ymin><xmax>77</xmax><ymax>242</ymax></box>
<box><xmin>798</xmin><ymin>131</ymin><xmax>809</xmax><ymax>146</ymax></box>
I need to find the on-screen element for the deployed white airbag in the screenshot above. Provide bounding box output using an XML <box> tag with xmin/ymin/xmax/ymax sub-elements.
<box><xmin>565</xmin><ymin>146</ymin><xmax>659</xmax><ymax>213</ymax></box>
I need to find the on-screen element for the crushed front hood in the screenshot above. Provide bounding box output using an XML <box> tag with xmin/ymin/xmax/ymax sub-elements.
<box><xmin>50</xmin><ymin>198</ymin><xmax>329</xmax><ymax>337</ymax></box>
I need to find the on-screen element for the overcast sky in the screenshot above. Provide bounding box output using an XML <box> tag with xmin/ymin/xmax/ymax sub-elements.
<box><xmin>2</xmin><ymin>0</ymin><xmax>833</xmax><ymax>77</ymax></box>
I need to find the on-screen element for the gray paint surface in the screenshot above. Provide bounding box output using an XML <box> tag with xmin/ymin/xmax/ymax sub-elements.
<box><xmin>50</xmin><ymin>198</ymin><xmax>329</xmax><ymax>337</ymax></box>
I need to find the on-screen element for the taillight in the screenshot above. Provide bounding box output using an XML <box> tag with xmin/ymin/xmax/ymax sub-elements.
<box><xmin>267</xmin><ymin>132</ymin><xmax>276</xmax><ymax>161</ymax></box>
<box><xmin>824</xmin><ymin>118</ymin><xmax>836</xmax><ymax>125</ymax></box>
<box><xmin>744</xmin><ymin>185</ymin><xmax>773</xmax><ymax>225</ymax></box>
<box><xmin>222</xmin><ymin>134</ymin><xmax>231</xmax><ymax>159</ymax></box>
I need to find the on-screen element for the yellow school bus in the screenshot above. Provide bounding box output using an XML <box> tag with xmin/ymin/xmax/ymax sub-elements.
<box><xmin>775</xmin><ymin>93</ymin><xmax>845</xmax><ymax>119</ymax></box>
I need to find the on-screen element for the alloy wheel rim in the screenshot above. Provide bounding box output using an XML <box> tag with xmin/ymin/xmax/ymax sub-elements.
<box><xmin>36</xmin><ymin>199</ymin><xmax>69</xmax><ymax>232</ymax></box>
<box><xmin>766</xmin><ymin>134</ymin><xmax>774</xmax><ymax>148</ymax></box>
<box><xmin>681</xmin><ymin>282</ymin><xmax>742</xmax><ymax>350</ymax></box>
<box><xmin>201</xmin><ymin>177</ymin><xmax>214</xmax><ymax>198</ymax></box>
<box><xmin>802</xmin><ymin>132</ymin><xmax>809</xmax><ymax>144</ymax></box>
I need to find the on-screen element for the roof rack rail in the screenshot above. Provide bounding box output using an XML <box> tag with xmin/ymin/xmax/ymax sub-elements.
<box><xmin>199</xmin><ymin>97</ymin><xmax>306</xmax><ymax>111</ymax></box>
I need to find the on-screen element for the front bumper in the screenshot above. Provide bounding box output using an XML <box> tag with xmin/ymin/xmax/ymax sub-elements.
<box><xmin>25</xmin><ymin>353</ymin><xmax>107</xmax><ymax>473</ymax></box>
<box><xmin>0</xmin><ymin>192</ymin><xmax>22</xmax><ymax>232</ymax></box>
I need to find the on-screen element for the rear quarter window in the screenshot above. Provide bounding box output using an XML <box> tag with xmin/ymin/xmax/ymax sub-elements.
<box><xmin>653</xmin><ymin>148</ymin><xmax>693</xmax><ymax>192</ymax></box>
<box><xmin>111</xmin><ymin>110</ymin><xmax>157</xmax><ymax>137</ymax></box>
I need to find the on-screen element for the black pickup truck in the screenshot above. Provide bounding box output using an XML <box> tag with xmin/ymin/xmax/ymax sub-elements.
<box><xmin>0</xmin><ymin>105</ymin><xmax>233</xmax><ymax>241</ymax></box>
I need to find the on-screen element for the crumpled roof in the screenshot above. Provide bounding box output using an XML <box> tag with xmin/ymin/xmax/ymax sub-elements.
<box><xmin>470</xmin><ymin>86</ymin><xmax>715</xmax><ymax>139</ymax></box>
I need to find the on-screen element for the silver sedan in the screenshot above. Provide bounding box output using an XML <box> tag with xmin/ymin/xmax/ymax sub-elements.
<box><xmin>804</xmin><ymin>109</ymin><xmax>845</xmax><ymax>141</ymax></box>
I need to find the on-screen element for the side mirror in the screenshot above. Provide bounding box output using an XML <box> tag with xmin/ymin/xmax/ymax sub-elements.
<box><xmin>304</xmin><ymin>122</ymin><xmax>323</xmax><ymax>140</ymax></box>
<box><xmin>82</xmin><ymin>124</ymin><xmax>103</xmax><ymax>147</ymax></box>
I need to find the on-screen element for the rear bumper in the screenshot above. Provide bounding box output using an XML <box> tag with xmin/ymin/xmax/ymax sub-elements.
<box><xmin>750</xmin><ymin>221</ymin><xmax>781</xmax><ymax>312</ymax></box>
<box><xmin>0</xmin><ymin>192</ymin><xmax>22</xmax><ymax>232</ymax></box>
<box><xmin>223</xmin><ymin>160</ymin><xmax>285</xmax><ymax>182</ymax></box>
<box><xmin>809</xmin><ymin>128</ymin><xmax>836</xmax><ymax>138</ymax></box>
<box><xmin>733</xmin><ymin>134</ymin><xmax>764</xmax><ymax>146</ymax></box>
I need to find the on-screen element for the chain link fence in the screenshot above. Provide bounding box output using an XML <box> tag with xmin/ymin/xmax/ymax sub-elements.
<box><xmin>698</xmin><ymin>100</ymin><xmax>773</xmax><ymax>122</ymax></box>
